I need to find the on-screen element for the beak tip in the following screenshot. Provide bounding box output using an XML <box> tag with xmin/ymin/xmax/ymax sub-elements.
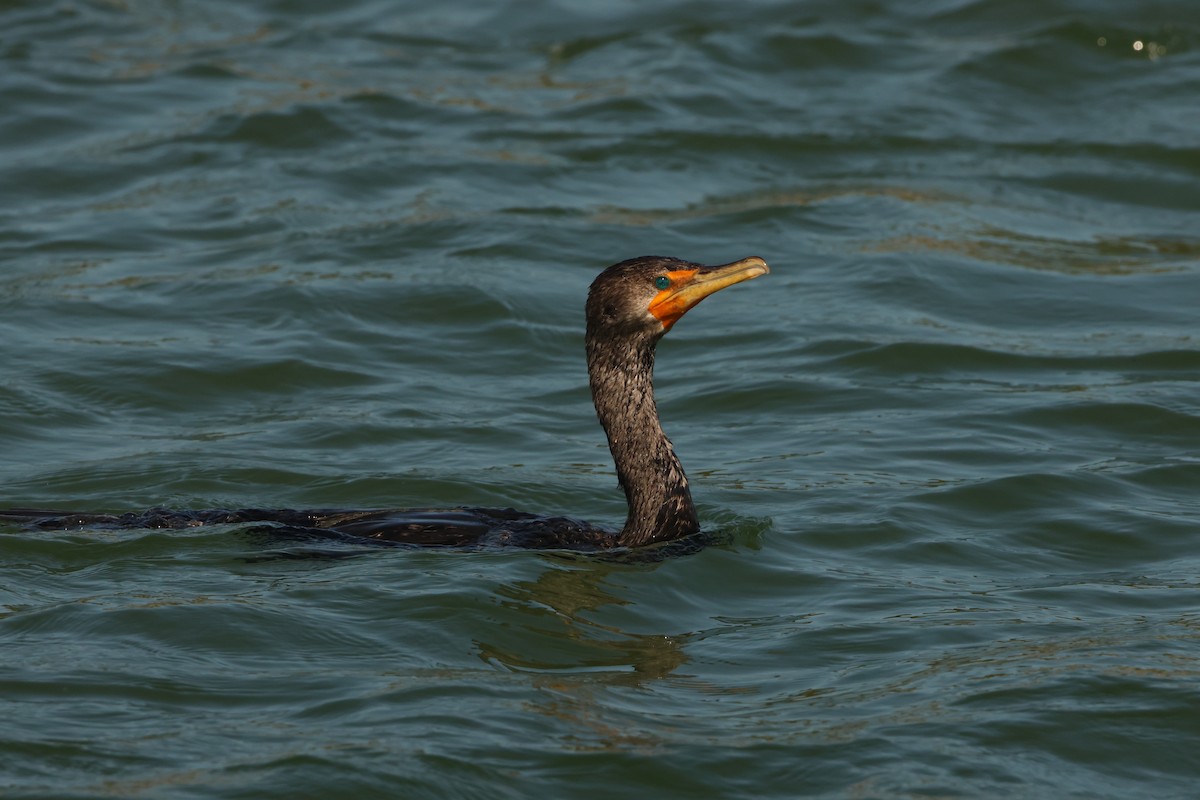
<box><xmin>732</xmin><ymin>256</ymin><xmax>770</xmax><ymax>278</ymax></box>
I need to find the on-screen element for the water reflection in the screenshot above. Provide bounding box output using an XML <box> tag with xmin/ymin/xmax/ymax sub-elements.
<box><xmin>477</xmin><ymin>558</ymin><xmax>688</xmax><ymax>683</ymax></box>
<box><xmin>475</xmin><ymin>558</ymin><xmax>693</xmax><ymax>751</ymax></box>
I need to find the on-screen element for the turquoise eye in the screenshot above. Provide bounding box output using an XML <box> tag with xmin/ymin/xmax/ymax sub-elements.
<box><xmin>654</xmin><ymin>276</ymin><xmax>670</xmax><ymax>290</ymax></box>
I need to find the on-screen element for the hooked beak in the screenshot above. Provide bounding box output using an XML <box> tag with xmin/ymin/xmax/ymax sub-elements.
<box><xmin>648</xmin><ymin>256</ymin><xmax>769</xmax><ymax>331</ymax></box>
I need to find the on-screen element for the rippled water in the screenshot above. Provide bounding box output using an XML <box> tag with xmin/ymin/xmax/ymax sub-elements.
<box><xmin>3</xmin><ymin>0</ymin><xmax>1200</xmax><ymax>797</ymax></box>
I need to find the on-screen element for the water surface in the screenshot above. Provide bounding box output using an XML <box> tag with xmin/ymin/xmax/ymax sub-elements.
<box><xmin>3</xmin><ymin>1</ymin><xmax>1200</xmax><ymax>797</ymax></box>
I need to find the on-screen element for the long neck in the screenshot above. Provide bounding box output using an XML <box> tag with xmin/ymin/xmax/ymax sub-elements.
<box><xmin>586</xmin><ymin>331</ymin><xmax>699</xmax><ymax>547</ymax></box>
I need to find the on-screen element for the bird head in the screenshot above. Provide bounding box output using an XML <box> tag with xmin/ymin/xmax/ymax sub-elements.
<box><xmin>586</xmin><ymin>255</ymin><xmax>769</xmax><ymax>339</ymax></box>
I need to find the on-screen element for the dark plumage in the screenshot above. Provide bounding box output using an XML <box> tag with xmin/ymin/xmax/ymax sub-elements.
<box><xmin>1</xmin><ymin>255</ymin><xmax>769</xmax><ymax>550</ymax></box>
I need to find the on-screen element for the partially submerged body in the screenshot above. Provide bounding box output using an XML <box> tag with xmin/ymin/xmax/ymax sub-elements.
<box><xmin>1</xmin><ymin>256</ymin><xmax>769</xmax><ymax>551</ymax></box>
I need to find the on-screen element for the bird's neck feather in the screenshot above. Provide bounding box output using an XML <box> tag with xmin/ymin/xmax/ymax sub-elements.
<box><xmin>586</xmin><ymin>331</ymin><xmax>699</xmax><ymax>547</ymax></box>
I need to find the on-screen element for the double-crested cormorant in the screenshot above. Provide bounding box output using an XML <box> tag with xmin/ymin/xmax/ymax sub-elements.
<box><xmin>1</xmin><ymin>255</ymin><xmax>768</xmax><ymax>550</ymax></box>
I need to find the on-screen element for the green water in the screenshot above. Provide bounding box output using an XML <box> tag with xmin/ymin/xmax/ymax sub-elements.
<box><xmin>3</xmin><ymin>0</ymin><xmax>1200</xmax><ymax>797</ymax></box>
